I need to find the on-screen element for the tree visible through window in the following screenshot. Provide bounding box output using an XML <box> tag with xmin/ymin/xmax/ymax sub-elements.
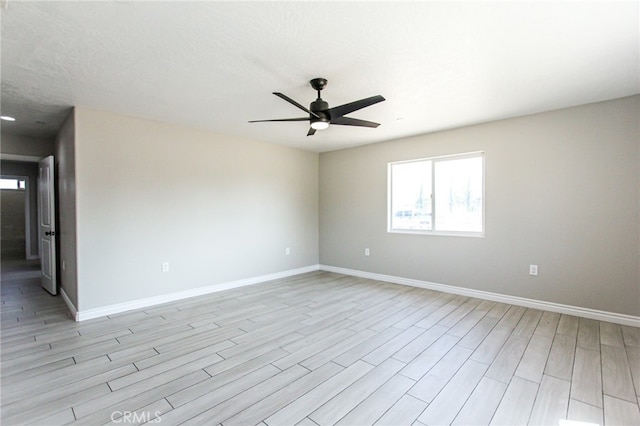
<box><xmin>389</xmin><ymin>152</ymin><xmax>484</xmax><ymax>235</ymax></box>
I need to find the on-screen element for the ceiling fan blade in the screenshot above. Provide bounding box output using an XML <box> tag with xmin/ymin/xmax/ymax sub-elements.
<box><xmin>273</xmin><ymin>92</ymin><xmax>319</xmax><ymax>118</ymax></box>
<box><xmin>248</xmin><ymin>117</ymin><xmax>310</xmax><ymax>123</ymax></box>
<box><xmin>307</xmin><ymin>128</ymin><xmax>316</xmax><ymax>136</ymax></box>
<box><xmin>328</xmin><ymin>95</ymin><xmax>385</xmax><ymax>119</ymax></box>
<box><xmin>331</xmin><ymin>116</ymin><xmax>380</xmax><ymax>128</ymax></box>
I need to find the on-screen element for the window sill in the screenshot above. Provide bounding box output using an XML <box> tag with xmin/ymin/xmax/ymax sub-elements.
<box><xmin>388</xmin><ymin>229</ymin><xmax>485</xmax><ymax>238</ymax></box>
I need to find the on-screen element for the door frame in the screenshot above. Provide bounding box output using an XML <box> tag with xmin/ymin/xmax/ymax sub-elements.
<box><xmin>0</xmin><ymin>153</ymin><xmax>59</xmax><ymax>293</ymax></box>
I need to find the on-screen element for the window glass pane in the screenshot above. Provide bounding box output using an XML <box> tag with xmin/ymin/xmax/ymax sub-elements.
<box><xmin>0</xmin><ymin>178</ymin><xmax>23</xmax><ymax>190</ymax></box>
<box><xmin>434</xmin><ymin>156</ymin><xmax>483</xmax><ymax>232</ymax></box>
<box><xmin>390</xmin><ymin>161</ymin><xmax>432</xmax><ymax>230</ymax></box>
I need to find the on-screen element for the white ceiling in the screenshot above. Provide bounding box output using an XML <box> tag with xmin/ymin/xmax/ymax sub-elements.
<box><xmin>1</xmin><ymin>1</ymin><xmax>638</xmax><ymax>152</ymax></box>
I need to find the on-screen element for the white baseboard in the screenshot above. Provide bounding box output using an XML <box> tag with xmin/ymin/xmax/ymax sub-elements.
<box><xmin>73</xmin><ymin>264</ymin><xmax>321</xmax><ymax>322</ymax></box>
<box><xmin>320</xmin><ymin>265</ymin><xmax>640</xmax><ymax>328</ymax></box>
<box><xmin>68</xmin><ymin>263</ymin><xmax>639</xmax><ymax>327</ymax></box>
<box><xmin>60</xmin><ymin>287</ymin><xmax>78</xmax><ymax>321</ymax></box>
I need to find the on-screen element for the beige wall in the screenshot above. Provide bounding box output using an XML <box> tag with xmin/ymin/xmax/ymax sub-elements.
<box><xmin>320</xmin><ymin>95</ymin><xmax>640</xmax><ymax>316</ymax></box>
<box><xmin>73</xmin><ymin>108</ymin><xmax>319</xmax><ymax>311</ymax></box>
<box><xmin>14</xmin><ymin>96</ymin><xmax>639</xmax><ymax>319</ymax></box>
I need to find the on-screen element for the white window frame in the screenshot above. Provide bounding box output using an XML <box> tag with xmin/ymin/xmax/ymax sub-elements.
<box><xmin>388</xmin><ymin>151</ymin><xmax>485</xmax><ymax>237</ymax></box>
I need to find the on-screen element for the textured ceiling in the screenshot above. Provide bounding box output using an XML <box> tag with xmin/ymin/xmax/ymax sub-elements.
<box><xmin>1</xmin><ymin>1</ymin><xmax>638</xmax><ymax>152</ymax></box>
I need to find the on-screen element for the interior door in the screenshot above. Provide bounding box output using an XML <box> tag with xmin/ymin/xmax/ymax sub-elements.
<box><xmin>38</xmin><ymin>155</ymin><xmax>57</xmax><ymax>295</ymax></box>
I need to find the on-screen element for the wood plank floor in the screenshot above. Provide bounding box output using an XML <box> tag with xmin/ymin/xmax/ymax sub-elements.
<box><xmin>2</xmin><ymin>258</ymin><xmax>639</xmax><ymax>425</ymax></box>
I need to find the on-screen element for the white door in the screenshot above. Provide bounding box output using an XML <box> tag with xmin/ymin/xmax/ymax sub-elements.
<box><xmin>38</xmin><ymin>156</ymin><xmax>57</xmax><ymax>295</ymax></box>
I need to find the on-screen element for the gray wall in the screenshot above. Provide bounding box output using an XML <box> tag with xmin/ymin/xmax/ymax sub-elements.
<box><xmin>73</xmin><ymin>107</ymin><xmax>319</xmax><ymax>311</ymax></box>
<box><xmin>320</xmin><ymin>95</ymin><xmax>640</xmax><ymax>317</ymax></box>
<box><xmin>1</xmin><ymin>189</ymin><xmax>26</xmax><ymax>257</ymax></box>
<box><xmin>55</xmin><ymin>111</ymin><xmax>79</xmax><ymax>308</ymax></box>
<box><xmin>1</xmin><ymin>133</ymin><xmax>54</xmax><ymax>158</ymax></box>
<box><xmin>0</xmin><ymin>160</ymin><xmax>39</xmax><ymax>259</ymax></box>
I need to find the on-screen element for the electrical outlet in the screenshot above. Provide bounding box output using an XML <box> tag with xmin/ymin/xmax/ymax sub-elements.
<box><xmin>529</xmin><ymin>264</ymin><xmax>538</xmax><ymax>276</ymax></box>
<box><xmin>162</xmin><ymin>262</ymin><xmax>170</xmax><ymax>273</ymax></box>
<box><xmin>285</xmin><ymin>247</ymin><xmax>290</xmax><ymax>256</ymax></box>
<box><xmin>365</xmin><ymin>248</ymin><xmax>370</xmax><ymax>256</ymax></box>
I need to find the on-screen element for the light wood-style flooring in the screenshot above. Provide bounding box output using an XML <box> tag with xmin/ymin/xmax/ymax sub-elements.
<box><xmin>1</xmin><ymin>258</ymin><xmax>639</xmax><ymax>425</ymax></box>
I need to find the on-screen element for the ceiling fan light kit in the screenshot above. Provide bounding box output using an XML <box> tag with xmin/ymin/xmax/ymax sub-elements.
<box><xmin>310</xmin><ymin>120</ymin><xmax>329</xmax><ymax>130</ymax></box>
<box><xmin>249</xmin><ymin>78</ymin><xmax>385</xmax><ymax>136</ymax></box>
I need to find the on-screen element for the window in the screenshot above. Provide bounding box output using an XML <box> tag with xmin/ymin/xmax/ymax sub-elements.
<box><xmin>0</xmin><ymin>178</ymin><xmax>26</xmax><ymax>190</ymax></box>
<box><xmin>388</xmin><ymin>152</ymin><xmax>484</xmax><ymax>235</ymax></box>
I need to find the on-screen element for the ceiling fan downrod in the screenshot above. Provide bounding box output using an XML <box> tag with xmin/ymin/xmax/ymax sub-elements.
<box><xmin>309</xmin><ymin>78</ymin><xmax>328</xmax><ymax>99</ymax></box>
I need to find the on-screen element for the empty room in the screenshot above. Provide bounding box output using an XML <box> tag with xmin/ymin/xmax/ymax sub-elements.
<box><xmin>1</xmin><ymin>1</ymin><xmax>638</xmax><ymax>425</ymax></box>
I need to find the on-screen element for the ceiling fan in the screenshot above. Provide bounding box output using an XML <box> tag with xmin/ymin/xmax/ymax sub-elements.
<box><xmin>249</xmin><ymin>78</ymin><xmax>385</xmax><ymax>136</ymax></box>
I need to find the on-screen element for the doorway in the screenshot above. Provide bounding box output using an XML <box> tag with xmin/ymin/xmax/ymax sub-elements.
<box><xmin>1</xmin><ymin>176</ymin><xmax>30</xmax><ymax>260</ymax></box>
<box><xmin>0</xmin><ymin>160</ymin><xmax>41</xmax><ymax>261</ymax></box>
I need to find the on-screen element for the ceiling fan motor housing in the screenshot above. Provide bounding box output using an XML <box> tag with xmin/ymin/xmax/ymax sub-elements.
<box><xmin>310</xmin><ymin>99</ymin><xmax>330</xmax><ymax>126</ymax></box>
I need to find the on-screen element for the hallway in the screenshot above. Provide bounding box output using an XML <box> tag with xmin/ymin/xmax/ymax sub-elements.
<box><xmin>1</xmin><ymin>257</ymin><xmax>71</xmax><ymax>330</ymax></box>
